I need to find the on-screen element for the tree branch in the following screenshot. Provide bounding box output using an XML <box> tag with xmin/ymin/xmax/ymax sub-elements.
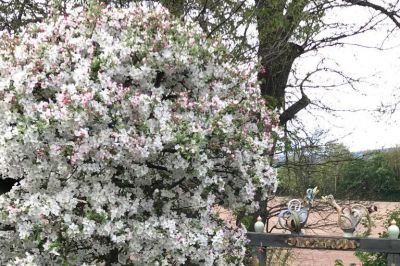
<box><xmin>279</xmin><ymin>93</ymin><xmax>311</xmax><ymax>125</ymax></box>
<box><xmin>344</xmin><ymin>0</ymin><xmax>400</xmax><ymax>28</ymax></box>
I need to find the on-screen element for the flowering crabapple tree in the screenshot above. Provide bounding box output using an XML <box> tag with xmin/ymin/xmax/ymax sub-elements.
<box><xmin>0</xmin><ymin>3</ymin><xmax>278</xmax><ymax>265</ymax></box>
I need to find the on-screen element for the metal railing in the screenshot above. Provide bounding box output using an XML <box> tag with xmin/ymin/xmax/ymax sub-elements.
<box><xmin>247</xmin><ymin>232</ymin><xmax>400</xmax><ymax>266</ymax></box>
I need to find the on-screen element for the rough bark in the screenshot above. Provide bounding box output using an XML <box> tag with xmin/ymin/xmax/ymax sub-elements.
<box><xmin>256</xmin><ymin>0</ymin><xmax>310</xmax><ymax>125</ymax></box>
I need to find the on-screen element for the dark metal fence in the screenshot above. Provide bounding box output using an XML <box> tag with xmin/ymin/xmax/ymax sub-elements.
<box><xmin>247</xmin><ymin>233</ymin><xmax>400</xmax><ymax>266</ymax></box>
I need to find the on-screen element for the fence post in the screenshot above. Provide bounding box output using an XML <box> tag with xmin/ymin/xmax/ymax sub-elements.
<box><xmin>257</xmin><ymin>246</ymin><xmax>267</xmax><ymax>266</ymax></box>
<box><xmin>254</xmin><ymin>216</ymin><xmax>267</xmax><ymax>266</ymax></box>
<box><xmin>387</xmin><ymin>253</ymin><xmax>400</xmax><ymax>266</ymax></box>
<box><xmin>387</xmin><ymin>220</ymin><xmax>400</xmax><ymax>266</ymax></box>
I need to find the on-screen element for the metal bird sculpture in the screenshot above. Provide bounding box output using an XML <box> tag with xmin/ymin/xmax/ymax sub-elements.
<box><xmin>322</xmin><ymin>194</ymin><xmax>371</xmax><ymax>237</ymax></box>
<box><xmin>278</xmin><ymin>187</ymin><xmax>318</xmax><ymax>235</ymax></box>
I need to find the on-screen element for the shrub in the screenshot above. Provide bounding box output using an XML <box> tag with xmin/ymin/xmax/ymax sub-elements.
<box><xmin>0</xmin><ymin>3</ymin><xmax>278</xmax><ymax>265</ymax></box>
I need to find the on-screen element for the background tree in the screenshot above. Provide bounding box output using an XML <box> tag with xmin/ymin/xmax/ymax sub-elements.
<box><xmin>337</xmin><ymin>148</ymin><xmax>400</xmax><ymax>200</ymax></box>
<box><xmin>277</xmin><ymin>133</ymin><xmax>354</xmax><ymax>196</ymax></box>
<box><xmin>279</xmin><ymin>143</ymin><xmax>400</xmax><ymax>201</ymax></box>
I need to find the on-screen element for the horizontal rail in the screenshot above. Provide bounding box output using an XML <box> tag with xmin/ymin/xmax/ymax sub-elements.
<box><xmin>247</xmin><ymin>233</ymin><xmax>400</xmax><ymax>253</ymax></box>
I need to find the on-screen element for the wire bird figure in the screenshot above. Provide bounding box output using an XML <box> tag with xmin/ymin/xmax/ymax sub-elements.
<box><xmin>322</xmin><ymin>194</ymin><xmax>372</xmax><ymax>237</ymax></box>
<box><xmin>277</xmin><ymin>187</ymin><xmax>318</xmax><ymax>234</ymax></box>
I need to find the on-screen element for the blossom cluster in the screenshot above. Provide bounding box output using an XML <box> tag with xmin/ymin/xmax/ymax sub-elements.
<box><xmin>0</xmin><ymin>4</ymin><xmax>278</xmax><ymax>265</ymax></box>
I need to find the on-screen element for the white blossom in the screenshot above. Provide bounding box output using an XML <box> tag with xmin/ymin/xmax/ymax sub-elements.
<box><xmin>0</xmin><ymin>3</ymin><xmax>278</xmax><ymax>265</ymax></box>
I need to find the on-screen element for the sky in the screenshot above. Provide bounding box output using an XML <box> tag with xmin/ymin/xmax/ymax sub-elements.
<box><xmin>294</xmin><ymin>6</ymin><xmax>400</xmax><ymax>152</ymax></box>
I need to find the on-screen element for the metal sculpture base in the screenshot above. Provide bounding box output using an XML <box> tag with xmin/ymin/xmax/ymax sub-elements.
<box><xmin>343</xmin><ymin>229</ymin><xmax>355</xmax><ymax>238</ymax></box>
